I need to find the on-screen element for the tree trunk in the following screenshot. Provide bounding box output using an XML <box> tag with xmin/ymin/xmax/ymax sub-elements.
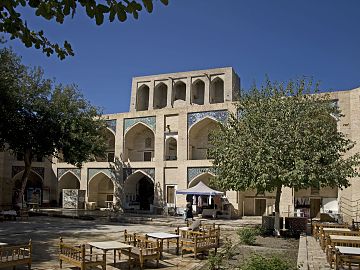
<box><xmin>273</xmin><ymin>185</ymin><xmax>282</xmax><ymax>236</ymax></box>
<box><xmin>15</xmin><ymin>148</ymin><xmax>32</xmax><ymax>208</ymax></box>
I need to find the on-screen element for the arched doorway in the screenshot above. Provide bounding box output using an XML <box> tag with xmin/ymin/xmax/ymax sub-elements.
<box><xmin>154</xmin><ymin>82</ymin><xmax>168</xmax><ymax>109</ymax></box>
<box><xmin>137</xmin><ymin>84</ymin><xmax>150</xmax><ymax>111</ymax></box>
<box><xmin>95</xmin><ymin>128</ymin><xmax>115</xmax><ymax>162</ymax></box>
<box><xmin>88</xmin><ymin>173</ymin><xmax>114</xmax><ymax>208</ymax></box>
<box><xmin>172</xmin><ymin>81</ymin><xmax>186</xmax><ymax>106</ymax></box>
<box><xmin>188</xmin><ymin>172</ymin><xmax>215</xmax><ymax>188</ymax></box>
<box><xmin>58</xmin><ymin>172</ymin><xmax>80</xmax><ymax>207</ymax></box>
<box><xmin>191</xmin><ymin>79</ymin><xmax>205</xmax><ymax>105</ymax></box>
<box><xmin>188</xmin><ymin>117</ymin><xmax>220</xmax><ymax>160</ymax></box>
<box><xmin>210</xmin><ymin>77</ymin><xmax>224</xmax><ymax>104</ymax></box>
<box><xmin>124</xmin><ymin>171</ymin><xmax>154</xmax><ymax>211</ymax></box>
<box><xmin>124</xmin><ymin>123</ymin><xmax>155</xmax><ymax>162</ymax></box>
<box><xmin>13</xmin><ymin>171</ymin><xmax>43</xmax><ymax>205</ymax></box>
<box><xmin>165</xmin><ymin>137</ymin><xmax>177</xmax><ymax>160</ymax></box>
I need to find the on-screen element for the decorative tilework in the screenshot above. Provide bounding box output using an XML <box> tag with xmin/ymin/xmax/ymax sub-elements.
<box><xmin>123</xmin><ymin>168</ymin><xmax>155</xmax><ymax>181</ymax></box>
<box><xmin>106</xmin><ymin>119</ymin><xmax>117</xmax><ymax>133</ymax></box>
<box><xmin>12</xmin><ymin>166</ymin><xmax>44</xmax><ymax>179</ymax></box>
<box><xmin>187</xmin><ymin>110</ymin><xmax>228</xmax><ymax>130</ymax></box>
<box><xmin>57</xmin><ymin>168</ymin><xmax>81</xmax><ymax>180</ymax></box>
<box><xmin>187</xmin><ymin>167</ymin><xmax>216</xmax><ymax>183</ymax></box>
<box><xmin>88</xmin><ymin>168</ymin><xmax>113</xmax><ymax>181</ymax></box>
<box><xmin>124</xmin><ymin>116</ymin><xmax>156</xmax><ymax>133</ymax></box>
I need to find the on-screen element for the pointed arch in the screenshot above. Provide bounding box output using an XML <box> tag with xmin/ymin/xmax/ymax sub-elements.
<box><xmin>188</xmin><ymin>172</ymin><xmax>216</xmax><ymax>188</ymax></box>
<box><xmin>124</xmin><ymin>122</ymin><xmax>155</xmax><ymax>162</ymax></box>
<box><xmin>136</xmin><ymin>84</ymin><xmax>150</xmax><ymax>111</ymax></box>
<box><xmin>188</xmin><ymin>117</ymin><xmax>220</xmax><ymax>160</ymax></box>
<box><xmin>58</xmin><ymin>171</ymin><xmax>81</xmax><ymax>207</ymax></box>
<box><xmin>172</xmin><ymin>81</ymin><xmax>186</xmax><ymax>105</ymax></box>
<box><xmin>191</xmin><ymin>79</ymin><xmax>205</xmax><ymax>105</ymax></box>
<box><xmin>12</xmin><ymin>170</ymin><xmax>43</xmax><ymax>205</ymax></box>
<box><xmin>88</xmin><ymin>172</ymin><xmax>114</xmax><ymax>208</ymax></box>
<box><xmin>153</xmin><ymin>82</ymin><xmax>168</xmax><ymax>109</ymax></box>
<box><xmin>165</xmin><ymin>137</ymin><xmax>177</xmax><ymax>160</ymax></box>
<box><xmin>95</xmin><ymin>128</ymin><xmax>115</xmax><ymax>162</ymax></box>
<box><xmin>210</xmin><ymin>77</ymin><xmax>224</xmax><ymax>104</ymax></box>
<box><xmin>124</xmin><ymin>170</ymin><xmax>154</xmax><ymax>211</ymax></box>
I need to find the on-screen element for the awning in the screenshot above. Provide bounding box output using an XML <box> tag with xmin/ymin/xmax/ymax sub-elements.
<box><xmin>176</xmin><ymin>181</ymin><xmax>224</xmax><ymax>196</ymax></box>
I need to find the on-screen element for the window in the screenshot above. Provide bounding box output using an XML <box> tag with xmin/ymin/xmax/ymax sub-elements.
<box><xmin>166</xmin><ymin>186</ymin><xmax>175</xmax><ymax>204</ymax></box>
<box><xmin>107</xmin><ymin>152</ymin><xmax>115</xmax><ymax>162</ymax></box>
<box><xmin>144</xmin><ymin>151</ymin><xmax>152</xmax><ymax>161</ymax></box>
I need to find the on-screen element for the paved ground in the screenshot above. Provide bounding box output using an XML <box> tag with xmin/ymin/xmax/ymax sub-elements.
<box><xmin>0</xmin><ymin>212</ymin><xmax>262</xmax><ymax>270</ymax></box>
<box><xmin>298</xmin><ymin>235</ymin><xmax>331</xmax><ymax>270</ymax></box>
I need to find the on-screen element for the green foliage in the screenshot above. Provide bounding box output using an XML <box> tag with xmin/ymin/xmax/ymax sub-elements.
<box><xmin>222</xmin><ymin>237</ymin><xmax>235</xmax><ymax>260</ymax></box>
<box><xmin>239</xmin><ymin>254</ymin><xmax>297</xmax><ymax>270</ymax></box>
<box><xmin>237</xmin><ymin>227</ymin><xmax>258</xmax><ymax>245</ymax></box>
<box><xmin>207</xmin><ymin>251</ymin><xmax>222</xmax><ymax>270</ymax></box>
<box><xmin>0</xmin><ymin>48</ymin><xmax>107</xmax><ymax>202</ymax></box>
<box><xmin>209</xmin><ymin>78</ymin><xmax>360</xmax><ymax>231</ymax></box>
<box><xmin>0</xmin><ymin>0</ymin><xmax>169</xmax><ymax>59</ymax></box>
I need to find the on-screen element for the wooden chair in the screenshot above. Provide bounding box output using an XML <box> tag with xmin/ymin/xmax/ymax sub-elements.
<box><xmin>59</xmin><ymin>237</ymin><xmax>105</xmax><ymax>270</ymax></box>
<box><xmin>121</xmin><ymin>234</ymin><xmax>160</xmax><ymax>269</ymax></box>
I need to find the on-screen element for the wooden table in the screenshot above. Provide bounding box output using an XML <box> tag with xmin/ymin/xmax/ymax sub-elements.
<box><xmin>335</xmin><ymin>246</ymin><xmax>360</xmax><ymax>270</ymax></box>
<box><xmin>320</xmin><ymin>228</ymin><xmax>351</xmax><ymax>250</ymax></box>
<box><xmin>327</xmin><ymin>235</ymin><xmax>360</xmax><ymax>267</ymax></box>
<box><xmin>146</xmin><ymin>232</ymin><xmax>180</xmax><ymax>258</ymax></box>
<box><xmin>88</xmin><ymin>241</ymin><xmax>132</xmax><ymax>269</ymax></box>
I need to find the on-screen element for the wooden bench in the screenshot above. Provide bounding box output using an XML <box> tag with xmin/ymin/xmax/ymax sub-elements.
<box><xmin>326</xmin><ymin>236</ymin><xmax>360</xmax><ymax>268</ymax></box>
<box><xmin>121</xmin><ymin>233</ymin><xmax>160</xmax><ymax>269</ymax></box>
<box><xmin>0</xmin><ymin>240</ymin><xmax>32</xmax><ymax>269</ymax></box>
<box><xmin>59</xmin><ymin>237</ymin><xmax>106</xmax><ymax>270</ymax></box>
<box><xmin>335</xmin><ymin>246</ymin><xmax>360</xmax><ymax>270</ymax></box>
<box><xmin>180</xmin><ymin>233</ymin><xmax>219</xmax><ymax>259</ymax></box>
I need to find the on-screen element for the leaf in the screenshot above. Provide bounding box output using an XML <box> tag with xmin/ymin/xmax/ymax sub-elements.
<box><xmin>142</xmin><ymin>0</ymin><xmax>153</xmax><ymax>12</ymax></box>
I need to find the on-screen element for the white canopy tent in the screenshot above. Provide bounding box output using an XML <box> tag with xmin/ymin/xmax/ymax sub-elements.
<box><xmin>176</xmin><ymin>181</ymin><xmax>224</xmax><ymax>196</ymax></box>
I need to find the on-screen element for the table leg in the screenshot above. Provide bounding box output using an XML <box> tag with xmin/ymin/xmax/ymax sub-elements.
<box><xmin>104</xmin><ymin>250</ymin><xmax>107</xmax><ymax>270</ymax></box>
<box><xmin>128</xmin><ymin>247</ymin><xmax>132</xmax><ymax>270</ymax></box>
<box><xmin>114</xmin><ymin>249</ymin><xmax>116</xmax><ymax>265</ymax></box>
<box><xmin>160</xmin><ymin>240</ymin><xmax>164</xmax><ymax>259</ymax></box>
<box><xmin>176</xmin><ymin>237</ymin><xmax>179</xmax><ymax>255</ymax></box>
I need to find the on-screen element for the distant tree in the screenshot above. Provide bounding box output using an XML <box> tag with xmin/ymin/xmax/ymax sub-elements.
<box><xmin>0</xmin><ymin>0</ymin><xmax>169</xmax><ymax>59</ymax></box>
<box><xmin>0</xmin><ymin>48</ymin><xmax>107</xmax><ymax>205</ymax></box>
<box><xmin>209</xmin><ymin>79</ymin><xmax>360</xmax><ymax>235</ymax></box>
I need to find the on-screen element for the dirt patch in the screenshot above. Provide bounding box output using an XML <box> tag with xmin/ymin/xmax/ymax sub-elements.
<box><xmin>203</xmin><ymin>231</ymin><xmax>299</xmax><ymax>269</ymax></box>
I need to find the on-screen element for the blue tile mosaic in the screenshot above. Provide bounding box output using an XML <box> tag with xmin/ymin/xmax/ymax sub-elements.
<box><xmin>187</xmin><ymin>167</ymin><xmax>216</xmax><ymax>183</ymax></box>
<box><xmin>124</xmin><ymin>116</ymin><xmax>156</xmax><ymax>134</ymax></box>
<box><xmin>12</xmin><ymin>166</ymin><xmax>45</xmax><ymax>179</ymax></box>
<box><xmin>57</xmin><ymin>168</ymin><xmax>81</xmax><ymax>180</ymax></box>
<box><xmin>88</xmin><ymin>168</ymin><xmax>113</xmax><ymax>181</ymax></box>
<box><xmin>187</xmin><ymin>110</ymin><xmax>228</xmax><ymax>130</ymax></box>
<box><xmin>106</xmin><ymin>119</ymin><xmax>117</xmax><ymax>133</ymax></box>
<box><xmin>123</xmin><ymin>168</ymin><xmax>155</xmax><ymax>181</ymax></box>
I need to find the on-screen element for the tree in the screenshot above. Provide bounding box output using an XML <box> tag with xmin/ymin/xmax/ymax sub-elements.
<box><xmin>0</xmin><ymin>48</ymin><xmax>107</xmax><ymax>205</ymax></box>
<box><xmin>0</xmin><ymin>0</ymin><xmax>169</xmax><ymax>59</ymax></box>
<box><xmin>209</xmin><ymin>79</ymin><xmax>360</xmax><ymax>235</ymax></box>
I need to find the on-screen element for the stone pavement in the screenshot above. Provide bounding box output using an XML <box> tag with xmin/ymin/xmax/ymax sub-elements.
<box><xmin>0</xmin><ymin>214</ymin><xmax>261</xmax><ymax>270</ymax></box>
<box><xmin>298</xmin><ymin>235</ymin><xmax>331</xmax><ymax>270</ymax></box>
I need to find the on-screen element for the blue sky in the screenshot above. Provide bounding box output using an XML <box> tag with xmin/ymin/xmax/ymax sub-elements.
<box><xmin>3</xmin><ymin>0</ymin><xmax>360</xmax><ymax>114</ymax></box>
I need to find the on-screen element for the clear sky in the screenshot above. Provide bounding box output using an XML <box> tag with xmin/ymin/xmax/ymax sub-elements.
<box><xmin>3</xmin><ymin>0</ymin><xmax>360</xmax><ymax>114</ymax></box>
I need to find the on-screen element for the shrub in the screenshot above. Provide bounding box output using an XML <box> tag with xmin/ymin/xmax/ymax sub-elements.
<box><xmin>223</xmin><ymin>237</ymin><xmax>235</xmax><ymax>260</ymax></box>
<box><xmin>237</xmin><ymin>227</ymin><xmax>258</xmax><ymax>245</ymax></box>
<box><xmin>207</xmin><ymin>251</ymin><xmax>222</xmax><ymax>270</ymax></box>
<box><xmin>239</xmin><ymin>254</ymin><xmax>297</xmax><ymax>270</ymax></box>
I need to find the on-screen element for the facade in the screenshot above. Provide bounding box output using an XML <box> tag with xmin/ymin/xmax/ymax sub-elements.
<box><xmin>0</xmin><ymin>67</ymin><xmax>359</xmax><ymax>222</ymax></box>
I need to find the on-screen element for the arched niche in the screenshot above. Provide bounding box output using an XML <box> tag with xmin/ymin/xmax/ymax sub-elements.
<box><xmin>124</xmin><ymin>123</ymin><xmax>155</xmax><ymax>162</ymax></box>
<box><xmin>191</xmin><ymin>79</ymin><xmax>205</xmax><ymax>105</ymax></box>
<box><xmin>58</xmin><ymin>172</ymin><xmax>80</xmax><ymax>206</ymax></box>
<box><xmin>13</xmin><ymin>170</ymin><xmax>43</xmax><ymax>204</ymax></box>
<box><xmin>136</xmin><ymin>84</ymin><xmax>150</xmax><ymax>111</ymax></box>
<box><xmin>172</xmin><ymin>81</ymin><xmax>186</xmax><ymax>105</ymax></box>
<box><xmin>95</xmin><ymin>128</ymin><xmax>115</xmax><ymax>162</ymax></box>
<box><xmin>188</xmin><ymin>117</ymin><xmax>220</xmax><ymax>160</ymax></box>
<box><xmin>189</xmin><ymin>172</ymin><xmax>215</xmax><ymax>188</ymax></box>
<box><xmin>124</xmin><ymin>171</ymin><xmax>154</xmax><ymax>211</ymax></box>
<box><xmin>165</xmin><ymin>137</ymin><xmax>177</xmax><ymax>160</ymax></box>
<box><xmin>153</xmin><ymin>82</ymin><xmax>168</xmax><ymax>109</ymax></box>
<box><xmin>88</xmin><ymin>172</ymin><xmax>114</xmax><ymax>208</ymax></box>
<box><xmin>210</xmin><ymin>77</ymin><xmax>224</xmax><ymax>104</ymax></box>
